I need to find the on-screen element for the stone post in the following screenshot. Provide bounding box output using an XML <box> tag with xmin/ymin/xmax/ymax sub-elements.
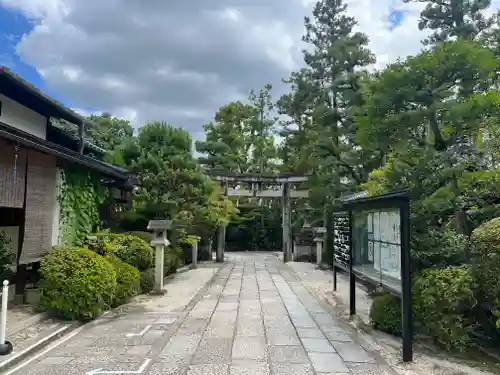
<box><xmin>147</xmin><ymin>220</ymin><xmax>171</xmax><ymax>295</ymax></box>
<box><xmin>216</xmin><ymin>224</ymin><xmax>226</xmax><ymax>263</ymax></box>
<box><xmin>190</xmin><ymin>236</ymin><xmax>201</xmax><ymax>269</ymax></box>
<box><xmin>314</xmin><ymin>237</ymin><xmax>323</xmax><ymax>267</ymax></box>
<box><xmin>314</xmin><ymin>227</ymin><xmax>327</xmax><ymax>268</ymax></box>
<box><xmin>153</xmin><ymin>243</ymin><xmax>166</xmax><ymax>294</ymax></box>
<box><xmin>282</xmin><ymin>182</ymin><xmax>293</xmax><ymax>263</ymax></box>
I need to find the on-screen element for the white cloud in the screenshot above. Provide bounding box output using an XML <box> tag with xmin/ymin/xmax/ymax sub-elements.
<box><xmin>3</xmin><ymin>0</ymin><xmax>493</xmax><ymax>131</ymax></box>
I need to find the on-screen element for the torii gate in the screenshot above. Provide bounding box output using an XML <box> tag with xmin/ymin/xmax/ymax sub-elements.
<box><xmin>209</xmin><ymin>172</ymin><xmax>309</xmax><ymax>263</ymax></box>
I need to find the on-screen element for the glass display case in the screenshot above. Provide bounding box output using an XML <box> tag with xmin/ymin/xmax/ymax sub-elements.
<box><xmin>351</xmin><ymin>209</ymin><xmax>401</xmax><ymax>294</ymax></box>
<box><xmin>332</xmin><ymin>190</ymin><xmax>412</xmax><ymax>362</ymax></box>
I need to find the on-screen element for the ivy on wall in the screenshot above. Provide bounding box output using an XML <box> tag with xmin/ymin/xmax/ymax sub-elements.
<box><xmin>58</xmin><ymin>165</ymin><xmax>108</xmax><ymax>247</ymax></box>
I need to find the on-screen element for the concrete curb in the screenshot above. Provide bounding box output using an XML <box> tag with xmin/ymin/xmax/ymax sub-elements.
<box><xmin>0</xmin><ymin>322</ymin><xmax>80</xmax><ymax>373</ymax></box>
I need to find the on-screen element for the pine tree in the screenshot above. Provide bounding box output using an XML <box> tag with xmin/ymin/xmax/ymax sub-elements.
<box><xmin>404</xmin><ymin>0</ymin><xmax>493</xmax><ymax>44</ymax></box>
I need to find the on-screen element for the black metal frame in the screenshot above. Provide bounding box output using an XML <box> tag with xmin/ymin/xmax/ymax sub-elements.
<box><xmin>332</xmin><ymin>190</ymin><xmax>413</xmax><ymax>362</ymax></box>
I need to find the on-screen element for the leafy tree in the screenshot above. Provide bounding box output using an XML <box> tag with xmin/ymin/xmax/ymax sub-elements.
<box><xmin>247</xmin><ymin>84</ymin><xmax>278</xmax><ymax>174</ymax></box>
<box><xmin>196</xmin><ymin>102</ymin><xmax>255</xmax><ymax>173</ymax></box>
<box><xmin>404</xmin><ymin>0</ymin><xmax>493</xmax><ymax>44</ymax></box>
<box><xmin>116</xmin><ymin>122</ymin><xmax>236</xmax><ymax>234</ymax></box>
<box><xmin>196</xmin><ymin>85</ymin><xmax>280</xmax><ymax>250</ymax></box>
<box><xmin>278</xmin><ymin>0</ymin><xmax>377</xmax><ymax>228</ymax></box>
<box><xmin>196</xmin><ymin>85</ymin><xmax>278</xmax><ymax>174</ymax></box>
<box><xmin>86</xmin><ymin>113</ymin><xmax>134</xmax><ymax>152</ymax></box>
<box><xmin>358</xmin><ymin>40</ymin><xmax>497</xmax><ymax>236</ymax></box>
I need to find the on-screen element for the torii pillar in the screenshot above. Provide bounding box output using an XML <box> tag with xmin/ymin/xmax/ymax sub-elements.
<box><xmin>282</xmin><ymin>182</ymin><xmax>293</xmax><ymax>262</ymax></box>
<box><xmin>216</xmin><ymin>224</ymin><xmax>226</xmax><ymax>262</ymax></box>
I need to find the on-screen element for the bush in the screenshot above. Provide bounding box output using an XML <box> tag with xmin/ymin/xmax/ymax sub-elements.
<box><xmin>140</xmin><ymin>268</ymin><xmax>155</xmax><ymax>293</ymax></box>
<box><xmin>470</xmin><ymin>217</ymin><xmax>500</xmax><ymax>306</ymax></box>
<box><xmin>86</xmin><ymin>230</ymin><xmax>114</xmax><ymax>255</ymax></box>
<box><xmin>411</xmin><ymin>228</ymin><xmax>467</xmax><ymax>271</ymax></box>
<box><xmin>106</xmin><ymin>256</ymin><xmax>140</xmax><ymax>306</ymax></box>
<box><xmin>179</xmin><ymin>236</ymin><xmax>197</xmax><ymax>264</ymax></box>
<box><xmin>39</xmin><ymin>247</ymin><xmax>116</xmax><ymax>321</ymax></box>
<box><xmin>370</xmin><ymin>293</ymin><xmax>402</xmax><ymax>336</ymax></box>
<box><xmin>164</xmin><ymin>245</ymin><xmax>182</xmax><ymax>276</ymax></box>
<box><xmin>125</xmin><ymin>231</ymin><xmax>152</xmax><ymax>244</ymax></box>
<box><xmin>413</xmin><ymin>266</ymin><xmax>475</xmax><ymax>351</ymax></box>
<box><xmin>108</xmin><ymin>234</ymin><xmax>153</xmax><ymax>271</ymax></box>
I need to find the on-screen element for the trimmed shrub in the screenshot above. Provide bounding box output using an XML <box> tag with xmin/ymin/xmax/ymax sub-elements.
<box><xmin>140</xmin><ymin>268</ymin><xmax>155</xmax><ymax>293</ymax></box>
<box><xmin>413</xmin><ymin>266</ymin><xmax>475</xmax><ymax>351</ymax></box>
<box><xmin>179</xmin><ymin>236</ymin><xmax>197</xmax><ymax>265</ymax></box>
<box><xmin>86</xmin><ymin>230</ymin><xmax>114</xmax><ymax>255</ymax></box>
<box><xmin>106</xmin><ymin>256</ymin><xmax>141</xmax><ymax>306</ymax></box>
<box><xmin>370</xmin><ymin>293</ymin><xmax>402</xmax><ymax>336</ymax></box>
<box><xmin>470</xmin><ymin>217</ymin><xmax>500</xmax><ymax>306</ymax></box>
<box><xmin>125</xmin><ymin>231</ymin><xmax>152</xmax><ymax>244</ymax></box>
<box><xmin>108</xmin><ymin>234</ymin><xmax>154</xmax><ymax>271</ymax></box>
<box><xmin>411</xmin><ymin>228</ymin><xmax>467</xmax><ymax>271</ymax></box>
<box><xmin>164</xmin><ymin>246</ymin><xmax>183</xmax><ymax>276</ymax></box>
<box><xmin>39</xmin><ymin>247</ymin><xmax>116</xmax><ymax>321</ymax></box>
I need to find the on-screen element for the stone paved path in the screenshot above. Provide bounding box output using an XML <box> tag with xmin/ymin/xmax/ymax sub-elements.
<box><xmin>8</xmin><ymin>253</ymin><xmax>393</xmax><ymax>375</ymax></box>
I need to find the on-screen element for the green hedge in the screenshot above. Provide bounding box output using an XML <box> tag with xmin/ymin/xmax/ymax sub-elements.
<box><xmin>106</xmin><ymin>256</ymin><xmax>141</xmax><ymax>306</ymax></box>
<box><xmin>164</xmin><ymin>246</ymin><xmax>183</xmax><ymax>276</ymax></box>
<box><xmin>125</xmin><ymin>231</ymin><xmax>152</xmax><ymax>244</ymax></box>
<box><xmin>370</xmin><ymin>266</ymin><xmax>475</xmax><ymax>351</ymax></box>
<box><xmin>470</xmin><ymin>218</ymin><xmax>500</xmax><ymax>313</ymax></box>
<box><xmin>39</xmin><ymin>247</ymin><xmax>116</xmax><ymax>321</ymax></box>
<box><xmin>105</xmin><ymin>234</ymin><xmax>154</xmax><ymax>271</ymax></box>
<box><xmin>369</xmin><ymin>293</ymin><xmax>402</xmax><ymax>336</ymax></box>
<box><xmin>140</xmin><ymin>268</ymin><xmax>155</xmax><ymax>293</ymax></box>
<box><xmin>413</xmin><ymin>265</ymin><xmax>475</xmax><ymax>351</ymax></box>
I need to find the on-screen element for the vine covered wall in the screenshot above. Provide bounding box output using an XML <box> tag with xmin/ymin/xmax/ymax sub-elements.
<box><xmin>58</xmin><ymin>165</ymin><xmax>108</xmax><ymax>247</ymax></box>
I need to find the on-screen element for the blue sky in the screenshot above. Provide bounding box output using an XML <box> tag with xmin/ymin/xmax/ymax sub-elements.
<box><xmin>0</xmin><ymin>7</ymin><xmax>40</xmax><ymax>84</ymax></box>
<box><xmin>389</xmin><ymin>9</ymin><xmax>407</xmax><ymax>30</ymax></box>
<box><xmin>0</xmin><ymin>6</ymin><xmax>73</xmax><ymax>106</ymax></box>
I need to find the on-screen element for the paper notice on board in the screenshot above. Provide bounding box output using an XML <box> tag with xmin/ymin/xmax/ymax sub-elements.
<box><xmin>373</xmin><ymin>212</ymin><xmax>380</xmax><ymax>241</ymax></box>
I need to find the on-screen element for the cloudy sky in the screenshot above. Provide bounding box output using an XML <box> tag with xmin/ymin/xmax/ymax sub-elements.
<box><xmin>0</xmin><ymin>0</ymin><xmax>495</xmax><ymax>139</ymax></box>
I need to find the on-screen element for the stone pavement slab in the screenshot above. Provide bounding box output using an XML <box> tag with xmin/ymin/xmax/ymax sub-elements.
<box><xmin>7</xmin><ymin>253</ymin><xmax>393</xmax><ymax>375</ymax></box>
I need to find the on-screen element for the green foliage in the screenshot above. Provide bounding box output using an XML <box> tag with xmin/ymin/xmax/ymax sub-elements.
<box><xmin>413</xmin><ymin>266</ymin><xmax>476</xmax><ymax>351</ymax></box>
<box><xmin>114</xmin><ymin>121</ymin><xmax>237</xmax><ymax>237</ymax></box>
<box><xmin>139</xmin><ymin>268</ymin><xmax>155</xmax><ymax>294</ymax></box>
<box><xmin>164</xmin><ymin>246</ymin><xmax>182</xmax><ymax>276</ymax></box>
<box><xmin>196</xmin><ymin>85</ymin><xmax>278</xmax><ymax>174</ymax></box>
<box><xmin>276</xmin><ymin>0</ymin><xmax>379</xmax><ymax>225</ymax></box>
<box><xmin>86</xmin><ymin>113</ymin><xmax>134</xmax><ymax>154</ymax></box>
<box><xmin>125</xmin><ymin>231</ymin><xmax>152</xmax><ymax>244</ymax></box>
<box><xmin>106</xmin><ymin>256</ymin><xmax>141</xmax><ymax>306</ymax></box>
<box><xmin>369</xmin><ymin>293</ymin><xmax>402</xmax><ymax>336</ymax></box>
<box><xmin>107</xmin><ymin>235</ymin><xmax>153</xmax><ymax>271</ymax></box>
<box><xmin>411</xmin><ymin>228</ymin><xmax>467</xmax><ymax>270</ymax></box>
<box><xmin>356</xmin><ymin>40</ymin><xmax>496</xmax><ymax>154</ymax></box>
<box><xmin>0</xmin><ymin>231</ymin><xmax>14</xmax><ymax>281</ymax></box>
<box><xmin>181</xmin><ymin>236</ymin><xmax>198</xmax><ymax>246</ymax></box>
<box><xmin>226</xmin><ymin>203</ymin><xmax>282</xmax><ymax>251</ymax></box>
<box><xmin>470</xmin><ymin>218</ymin><xmax>500</xmax><ymax>316</ymax></box>
<box><xmin>404</xmin><ymin>0</ymin><xmax>493</xmax><ymax>45</ymax></box>
<box><xmin>196</xmin><ymin>101</ymin><xmax>258</xmax><ymax>172</ymax></box>
<box><xmin>58</xmin><ymin>166</ymin><xmax>108</xmax><ymax>247</ymax></box>
<box><xmin>39</xmin><ymin>247</ymin><xmax>116</xmax><ymax>321</ymax></box>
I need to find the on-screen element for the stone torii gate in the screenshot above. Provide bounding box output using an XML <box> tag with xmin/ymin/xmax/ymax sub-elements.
<box><xmin>209</xmin><ymin>172</ymin><xmax>309</xmax><ymax>262</ymax></box>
